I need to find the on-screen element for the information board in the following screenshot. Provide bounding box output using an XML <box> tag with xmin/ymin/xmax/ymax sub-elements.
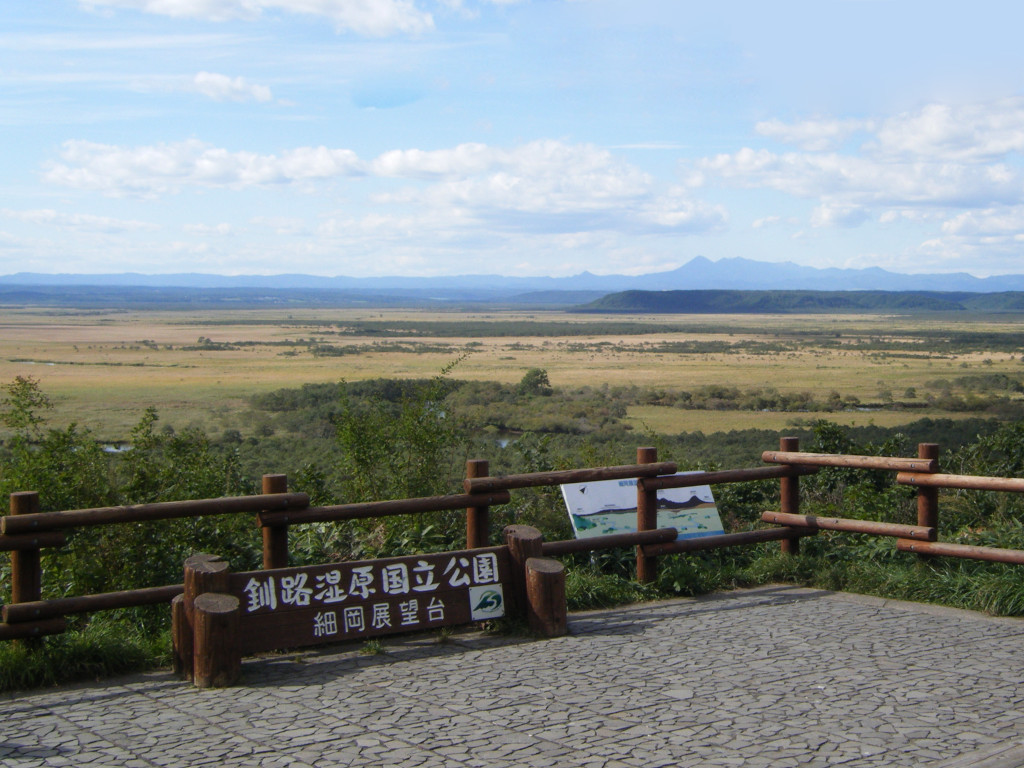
<box><xmin>560</xmin><ymin>474</ymin><xmax>724</xmax><ymax>540</ymax></box>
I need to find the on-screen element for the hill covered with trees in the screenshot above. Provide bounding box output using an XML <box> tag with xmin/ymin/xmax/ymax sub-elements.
<box><xmin>579</xmin><ymin>290</ymin><xmax>1024</xmax><ymax>314</ymax></box>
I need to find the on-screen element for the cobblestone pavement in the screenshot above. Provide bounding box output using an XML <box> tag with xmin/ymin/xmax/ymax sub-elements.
<box><xmin>3</xmin><ymin>585</ymin><xmax>1024</xmax><ymax>768</ymax></box>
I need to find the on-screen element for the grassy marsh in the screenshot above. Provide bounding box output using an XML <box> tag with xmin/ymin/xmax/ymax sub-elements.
<box><xmin>2</xmin><ymin>307</ymin><xmax>1023</xmax><ymax>441</ymax></box>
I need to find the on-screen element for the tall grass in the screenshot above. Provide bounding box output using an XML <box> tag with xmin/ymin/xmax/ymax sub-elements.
<box><xmin>0</xmin><ymin>615</ymin><xmax>170</xmax><ymax>692</ymax></box>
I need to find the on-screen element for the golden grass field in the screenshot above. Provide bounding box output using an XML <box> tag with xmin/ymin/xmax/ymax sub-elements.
<box><xmin>1</xmin><ymin>306</ymin><xmax>1022</xmax><ymax>441</ymax></box>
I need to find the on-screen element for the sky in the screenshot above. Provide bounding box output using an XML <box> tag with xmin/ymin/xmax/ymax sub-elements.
<box><xmin>4</xmin><ymin>1</ymin><xmax>1024</xmax><ymax>279</ymax></box>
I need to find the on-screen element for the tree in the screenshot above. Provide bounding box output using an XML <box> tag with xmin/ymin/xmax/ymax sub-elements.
<box><xmin>1</xmin><ymin>376</ymin><xmax>53</xmax><ymax>439</ymax></box>
<box><xmin>517</xmin><ymin>368</ymin><xmax>552</xmax><ymax>397</ymax></box>
<box><xmin>333</xmin><ymin>360</ymin><xmax>470</xmax><ymax>556</ymax></box>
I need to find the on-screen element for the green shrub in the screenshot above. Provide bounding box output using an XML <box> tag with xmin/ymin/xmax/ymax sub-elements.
<box><xmin>565</xmin><ymin>566</ymin><xmax>659</xmax><ymax>610</ymax></box>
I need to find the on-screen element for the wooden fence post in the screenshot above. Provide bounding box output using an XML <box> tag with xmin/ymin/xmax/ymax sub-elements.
<box><xmin>10</xmin><ymin>492</ymin><xmax>43</xmax><ymax>607</ymax></box>
<box><xmin>4</xmin><ymin>491</ymin><xmax>65</xmax><ymax>642</ymax></box>
<box><xmin>261</xmin><ymin>474</ymin><xmax>289</xmax><ymax>570</ymax></box>
<box><xmin>779</xmin><ymin>437</ymin><xmax>802</xmax><ymax>555</ymax></box>
<box><xmin>525</xmin><ymin>557</ymin><xmax>567</xmax><ymax>637</ymax></box>
<box><xmin>503</xmin><ymin>525</ymin><xmax>543</xmax><ymax>618</ymax></box>
<box><xmin>175</xmin><ymin>553</ymin><xmax>230</xmax><ymax>682</ymax></box>
<box><xmin>636</xmin><ymin>447</ymin><xmax>658</xmax><ymax>583</ymax></box>
<box><xmin>193</xmin><ymin>593</ymin><xmax>241</xmax><ymax>688</ymax></box>
<box><xmin>465</xmin><ymin>459</ymin><xmax>490</xmax><ymax>549</ymax></box>
<box><xmin>916</xmin><ymin>443</ymin><xmax>940</xmax><ymax>546</ymax></box>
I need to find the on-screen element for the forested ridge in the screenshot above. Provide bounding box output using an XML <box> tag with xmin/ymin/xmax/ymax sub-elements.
<box><xmin>581</xmin><ymin>289</ymin><xmax>1024</xmax><ymax>314</ymax></box>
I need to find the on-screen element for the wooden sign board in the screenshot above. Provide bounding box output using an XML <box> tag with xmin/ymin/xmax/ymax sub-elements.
<box><xmin>225</xmin><ymin>546</ymin><xmax>511</xmax><ymax>654</ymax></box>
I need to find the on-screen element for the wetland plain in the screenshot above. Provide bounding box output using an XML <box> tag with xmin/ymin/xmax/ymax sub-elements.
<box><xmin>2</xmin><ymin>306</ymin><xmax>1022</xmax><ymax>441</ymax></box>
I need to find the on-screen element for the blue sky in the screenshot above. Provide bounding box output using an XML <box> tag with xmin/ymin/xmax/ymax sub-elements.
<box><xmin>4</xmin><ymin>0</ymin><xmax>1024</xmax><ymax>278</ymax></box>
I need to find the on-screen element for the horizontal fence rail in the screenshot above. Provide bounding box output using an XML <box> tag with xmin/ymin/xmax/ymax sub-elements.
<box><xmin>541</xmin><ymin>527</ymin><xmax>679</xmax><ymax>557</ymax></box>
<box><xmin>896</xmin><ymin>539</ymin><xmax>1024</xmax><ymax>565</ymax></box>
<box><xmin>5</xmin><ymin>439</ymin><xmax>1024</xmax><ymax>644</ymax></box>
<box><xmin>0</xmin><ymin>532</ymin><xmax>66</xmax><ymax>551</ymax></box>
<box><xmin>3</xmin><ymin>585</ymin><xmax>183</xmax><ymax>624</ymax></box>
<box><xmin>640</xmin><ymin>464</ymin><xmax>818</xmax><ymax>492</ymax></box>
<box><xmin>896</xmin><ymin>472</ymin><xmax>1024</xmax><ymax>492</ymax></box>
<box><xmin>0</xmin><ymin>617</ymin><xmax>67</xmax><ymax>641</ymax></box>
<box><xmin>761</xmin><ymin>511</ymin><xmax>936</xmax><ymax>541</ymax></box>
<box><xmin>463</xmin><ymin>461</ymin><xmax>678</xmax><ymax>494</ymax></box>
<box><xmin>762</xmin><ymin>451</ymin><xmax>938</xmax><ymax>473</ymax></box>
<box><xmin>0</xmin><ymin>493</ymin><xmax>310</xmax><ymax>535</ymax></box>
<box><xmin>642</xmin><ymin>527</ymin><xmax>817</xmax><ymax>558</ymax></box>
<box><xmin>258</xmin><ymin>492</ymin><xmax>511</xmax><ymax>527</ymax></box>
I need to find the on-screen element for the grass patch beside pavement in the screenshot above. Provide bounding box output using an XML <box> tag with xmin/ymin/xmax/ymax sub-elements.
<box><xmin>0</xmin><ymin>615</ymin><xmax>170</xmax><ymax>692</ymax></box>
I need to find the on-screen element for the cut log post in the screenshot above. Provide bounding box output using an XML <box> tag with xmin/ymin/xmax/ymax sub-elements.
<box><xmin>184</xmin><ymin>553</ymin><xmax>230</xmax><ymax>604</ymax></box>
<box><xmin>503</xmin><ymin>525</ymin><xmax>543</xmax><ymax>617</ymax></box>
<box><xmin>465</xmin><ymin>460</ymin><xmax>490</xmax><ymax>549</ymax></box>
<box><xmin>179</xmin><ymin>553</ymin><xmax>230</xmax><ymax>681</ymax></box>
<box><xmin>192</xmin><ymin>593</ymin><xmax>241</xmax><ymax>688</ymax></box>
<box><xmin>636</xmin><ymin>446</ymin><xmax>659</xmax><ymax>583</ymax></box>
<box><xmin>525</xmin><ymin>557</ymin><xmax>567</xmax><ymax>638</ymax></box>
<box><xmin>261</xmin><ymin>474</ymin><xmax>289</xmax><ymax>570</ymax></box>
<box><xmin>171</xmin><ymin>594</ymin><xmax>189</xmax><ymax>677</ymax></box>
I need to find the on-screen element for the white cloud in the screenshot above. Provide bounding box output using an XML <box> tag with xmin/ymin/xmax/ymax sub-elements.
<box><xmin>699</xmin><ymin>148</ymin><xmax>1022</xmax><ymax>209</ymax></box>
<box><xmin>940</xmin><ymin>207</ymin><xmax>1024</xmax><ymax>238</ymax></box>
<box><xmin>184</xmin><ymin>222</ymin><xmax>234</xmax><ymax>235</ymax></box>
<box><xmin>43</xmin><ymin>137</ymin><xmax>725</xmax><ymax>235</ymax></box>
<box><xmin>77</xmin><ymin>0</ymin><xmax>434</xmax><ymax>36</ymax></box>
<box><xmin>250</xmin><ymin>216</ymin><xmax>308</xmax><ymax>235</ymax></box>
<box><xmin>44</xmin><ymin>139</ymin><xmax>363</xmax><ymax>196</ymax></box>
<box><xmin>371</xmin><ymin>140</ymin><xmax>725</xmax><ymax>234</ymax></box>
<box><xmin>905</xmin><ymin>206</ymin><xmax>1024</xmax><ymax>276</ymax></box>
<box><xmin>0</xmin><ymin>208</ymin><xmax>158</xmax><ymax>233</ymax></box>
<box><xmin>755</xmin><ymin>117</ymin><xmax>873</xmax><ymax>151</ymax></box>
<box><xmin>190</xmin><ymin>72</ymin><xmax>272</xmax><ymax>102</ymax></box>
<box><xmin>753</xmin><ymin>215</ymin><xmax>798</xmax><ymax>230</ymax></box>
<box><xmin>0</xmin><ymin>32</ymin><xmax>241</xmax><ymax>55</ymax></box>
<box><xmin>701</xmin><ymin>97</ymin><xmax>1024</xmax><ymax>248</ymax></box>
<box><xmin>870</xmin><ymin>98</ymin><xmax>1024</xmax><ymax>162</ymax></box>
<box><xmin>371</xmin><ymin>142</ymin><xmax>498</xmax><ymax>177</ymax></box>
<box><xmin>810</xmin><ymin>204</ymin><xmax>868</xmax><ymax>229</ymax></box>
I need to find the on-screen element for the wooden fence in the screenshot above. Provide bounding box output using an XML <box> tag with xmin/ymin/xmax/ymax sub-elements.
<box><xmin>3</xmin><ymin>438</ymin><xmax>1024</xmax><ymax>642</ymax></box>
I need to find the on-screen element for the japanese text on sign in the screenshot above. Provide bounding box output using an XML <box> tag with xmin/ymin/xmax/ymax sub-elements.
<box><xmin>241</xmin><ymin>552</ymin><xmax>501</xmax><ymax>615</ymax></box>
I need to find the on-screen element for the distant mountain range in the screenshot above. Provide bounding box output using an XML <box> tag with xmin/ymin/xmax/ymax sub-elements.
<box><xmin>4</xmin><ymin>256</ymin><xmax>1024</xmax><ymax>308</ymax></box>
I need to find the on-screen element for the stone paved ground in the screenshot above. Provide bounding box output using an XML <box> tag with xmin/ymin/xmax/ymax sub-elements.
<box><xmin>3</xmin><ymin>585</ymin><xmax>1024</xmax><ymax>768</ymax></box>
